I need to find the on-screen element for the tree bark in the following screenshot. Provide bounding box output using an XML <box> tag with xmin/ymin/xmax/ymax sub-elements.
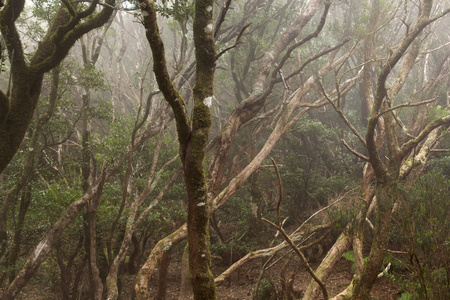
<box><xmin>0</xmin><ymin>0</ymin><xmax>115</xmax><ymax>174</ymax></box>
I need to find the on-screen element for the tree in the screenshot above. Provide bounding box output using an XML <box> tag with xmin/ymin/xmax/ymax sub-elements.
<box><xmin>0</xmin><ymin>0</ymin><xmax>116</xmax><ymax>259</ymax></box>
<box><xmin>135</xmin><ymin>0</ymin><xmax>217</xmax><ymax>297</ymax></box>
<box><xmin>133</xmin><ymin>0</ymin><xmax>359</xmax><ymax>297</ymax></box>
<box><xmin>1</xmin><ymin>0</ymin><xmax>449</xmax><ymax>299</ymax></box>
<box><xmin>0</xmin><ymin>0</ymin><xmax>115</xmax><ymax>172</ymax></box>
<box><xmin>303</xmin><ymin>1</ymin><xmax>450</xmax><ymax>298</ymax></box>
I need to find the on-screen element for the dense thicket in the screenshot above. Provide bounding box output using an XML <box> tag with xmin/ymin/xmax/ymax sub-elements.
<box><xmin>0</xmin><ymin>0</ymin><xmax>449</xmax><ymax>299</ymax></box>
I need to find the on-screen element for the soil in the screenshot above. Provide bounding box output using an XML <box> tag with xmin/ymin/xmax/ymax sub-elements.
<box><xmin>13</xmin><ymin>222</ymin><xmax>401</xmax><ymax>299</ymax></box>
<box><xmin>141</xmin><ymin>250</ymin><xmax>401</xmax><ymax>300</ymax></box>
<box><xmin>14</xmin><ymin>246</ymin><xmax>401</xmax><ymax>300</ymax></box>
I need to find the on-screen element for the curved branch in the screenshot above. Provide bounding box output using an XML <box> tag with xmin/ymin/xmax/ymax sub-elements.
<box><xmin>213</xmin><ymin>0</ymin><xmax>232</xmax><ymax>38</ymax></box>
<box><xmin>31</xmin><ymin>0</ymin><xmax>116</xmax><ymax>74</ymax></box>
<box><xmin>215</xmin><ymin>23</ymin><xmax>251</xmax><ymax>60</ymax></box>
<box><xmin>78</xmin><ymin>0</ymin><xmax>100</xmax><ymax>18</ymax></box>
<box><xmin>0</xmin><ymin>0</ymin><xmax>27</xmax><ymax>69</ymax></box>
<box><xmin>365</xmin><ymin>0</ymin><xmax>438</xmax><ymax>179</ymax></box>
<box><xmin>61</xmin><ymin>0</ymin><xmax>77</xmax><ymax>16</ymax></box>
<box><xmin>317</xmin><ymin>76</ymin><xmax>366</xmax><ymax>147</ymax></box>
<box><xmin>283</xmin><ymin>38</ymin><xmax>351</xmax><ymax>82</ymax></box>
<box><xmin>263</xmin><ymin>218</ymin><xmax>329</xmax><ymax>300</ymax></box>
<box><xmin>377</xmin><ymin>97</ymin><xmax>437</xmax><ymax>118</ymax></box>
<box><xmin>272</xmin><ymin>0</ymin><xmax>332</xmax><ymax>76</ymax></box>
<box><xmin>341</xmin><ymin>139</ymin><xmax>369</xmax><ymax>161</ymax></box>
<box><xmin>400</xmin><ymin>114</ymin><xmax>450</xmax><ymax>158</ymax></box>
<box><xmin>138</xmin><ymin>0</ymin><xmax>191</xmax><ymax>154</ymax></box>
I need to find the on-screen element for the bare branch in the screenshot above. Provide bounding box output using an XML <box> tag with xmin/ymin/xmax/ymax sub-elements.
<box><xmin>377</xmin><ymin>97</ymin><xmax>438</xmax><ymax>118</ymax></box>
<box><xmin>263</xmin><ymin>157</ymin><xmax>328</xmax><ymax>299</ymax></box>
<box><xmin>317</xmin><ymin>77</ymin><xmax>367</xmax><ymax>147</ymax></box>
<box><xmin>263</xmin><ymin>217</ymin><xmax>329</xmax><ymax>300</ymax></box>
<box><xmin>341</xmin><ymin>139</ymin><xmax>369</xmax><ymax>161</ymax></box>
<box><xmin>215</xmin><ymin>23</ymin><xmax>251</xmax><ymax>60</ymax></box>
<box><xmin>400</xmin><ymin>115</ymin><xmax>450</xmax><ymax>158</ymax></box>
<box><xmin>214</xmin><ymin>0</ymin><xmax>232</xmax><ymax>38</ymax></box>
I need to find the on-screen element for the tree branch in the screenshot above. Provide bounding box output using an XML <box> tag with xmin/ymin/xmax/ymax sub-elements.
<box><xmin>31</xmin><ymin>0</ymin><xmax>116</xmax><ymax>74</ymax></box>
<box><xmin>341</xmin><ymin>139</ymin><xmax>369</xmax><ymax>161</ymax></box>
<box><xmin>215</xmin><ymin>23</ymin><xmax>251</xmax><ymax>60</ymax></box>
<box><xmin>138</xmin><ymin>0</ymin><xmax>191</xmax><ymax>155</ymax></box>
<box><xmin>377</xmin><ymin>97</ymin><xmax>437</xmax><ymax>118</ymax></box>
<box><xmin>317</xmin><ymin>77</ymin><xmax>367</xmax><ymax>147</ymax></box>
<box><xmin>263</xmin><ymin>157</ymin><xmax>328</xmax><ymax>299</ymax></box>
<box><xmin>400</xmin><ymin>115</ymin><xmax>450</xmax><ymax>158</ymax></box>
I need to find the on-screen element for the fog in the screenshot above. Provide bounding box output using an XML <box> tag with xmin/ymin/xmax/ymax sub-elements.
<box><xmin>0</xmin><ymin>0</ymin><xmax>449</xmax><ymax>299</ymax></box>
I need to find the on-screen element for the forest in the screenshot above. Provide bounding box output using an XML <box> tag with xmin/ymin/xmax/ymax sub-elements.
<box><xmin>0</xmin><ymin>0</ymin><xmax>449</xmax><ymax>299</ymax></box>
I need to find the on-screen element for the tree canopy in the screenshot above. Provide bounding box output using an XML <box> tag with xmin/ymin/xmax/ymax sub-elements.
<box><xmin>0</xmin><ymin>0</ymin><xmax>449</xmax><ymax>299</ymax></box>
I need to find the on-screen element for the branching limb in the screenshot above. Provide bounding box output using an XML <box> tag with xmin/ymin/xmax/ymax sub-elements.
<box><xmin>78</xmin><ymin>0</ymin><xmax>100</xmax><ymax>19</ymax></box>
<box><xmin>341</xmin><ymin>139</ymin><xmax>369</xmax><ymax>161</ymax></box>
<box><xmin>429</xmin><ymin>7</ymin><xmax>450</xmax><ymax>22</ymax></box>
<box><xmin>365</xmin><ymin>0</ymin><xmax>439</xmax><ymax>179</ymax></box>
<box><xmin>0</xmin><ymin>2</ymin><xmax>26</xmax><ymax>69</ymax></box>
<box><xmin>262</xmin><ymin>158</ymin><xmax>328</xmax><ymax>300</ymax></box>
<box><xmin>214</xmin><ymin>0</ymin><xmax>232</xmax><ymax>37</ymax></box>
<box><xmin>400</xmin><ymin>115</ymin><xmax>450</xmax><ymax>157</ymax></box>
<box><xmin>31</xmin><ymin>0</ymin><xmax>116</xmax><ymax>74</ymax></box>
<box><xmin>263</xmin><ymin>218</ymin><xmax>329</xmax><ymax>300</ymax></box>
<box><xmin>272</xmin><ymin>0</ymin><xmax>332</xmax><ymax>76</ymax></box>
<box><xmin>138</xmin><ymin>0</ymin><xmax>191</xmax><ymax>153</ymax></box>
<box><xmin>283</xmin><ymin>38</ymin><xmax>351</xmax><ymax>82</ymax></box>
<box><xmin>377</xmin><ymin>97</ymin><xmax>437</xmax><ymax>118</ymax></box>
<box><xmin>317</xmin><ymin>77</ymin><xmax>367</xmax><ymax>147</ymax></box>
<box><xmin>61</xmin><ymin>0</ymin><xmax>77</xmax><ymax>16</ymax></box>
<box><xmin>215</xmin><ymin>23</ymin><xmax>251</xmax><ymax>60</ymax></box>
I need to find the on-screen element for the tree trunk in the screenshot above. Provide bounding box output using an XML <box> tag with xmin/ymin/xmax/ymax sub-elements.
<box><xmin>135</xmin><ymin>224</ymin><xmax>188</xmax><ymax>299</ymax></box>
<box><xmin>179</xmin><ymin>245</ymin><xmax>194</xmax><ymax>300</ymax></box>
<box><xmin>303</xmin><ymin>233</ymin><xmax>351</xmax><ymax>299</ymax></box>
<box><xmin>155</xmin><ymin>247</ymin><xmax>172</xmax><ymax>300</ymax></box>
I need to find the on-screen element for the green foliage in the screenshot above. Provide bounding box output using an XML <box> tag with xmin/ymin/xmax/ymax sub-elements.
<box><xmin>93</xmin><ymin>116</ymin><xmax>134</xmax><ymax>162</ymax></box>
<box><xmin>388</xmin><ymin>171</ymin><xmax>450</xmax><ymax>299</ymax></box>
<box><xmin>330</xmin><ymin>205</ymin><xmax>358</xmax><ymax>233</ymax></box>
<box><xmin>78</xmin><ymin>65</ymin><xmax>110</xmax><ymax>91</ymax></box>
<box><xmin>277</xmin><ymin>119</ymin><xmax>359</xmax><ymax>220</ymax></box>
<box><xmin>398</xmin><ymin>293</ymin><xmax>411</xmax><ymax>300</ymax></box>
<box><xmin>33</xmin><ymin>183</ymin><xmax>82</xmax><ymax>224</ymax></box>
<box><xmin>342</xmin><ymin>250</ymin><xmax>355</xmax><ymax>262</ymax></box>
<box><xmin>156</xmin><ymin>0</ymin><xmax>194</xmax><ymax>21</ymax></box>
<box><xmin>427</xmin><ymin>156</ymin><xmax>450</xmax><ymax>177</ymax></box>
<box><xmin>428</xmin><ymin>106</ymin><xmax>450</xmax><ymax>122</ymax></box>
<box><xmin>342</xmin><ymin>251</ymin><xmax>369</xmax><ymax>272</ymax></box>
<box><xmin>254</xmin><ymin>278</ymin><xmax>275</xmax><ymax>300</ymax></box>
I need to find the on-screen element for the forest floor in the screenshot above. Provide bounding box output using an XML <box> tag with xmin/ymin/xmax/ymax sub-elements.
<box><xmin>16</xmin><ymin>243</ymin><xmax>401</xmax><ymax>300</ymax></box>
<box><xmin>141</xmin><ymin>252</ymin><xmax>401</xmax><ymax>300</ymax></box>
<box><xmin>16</xmin><ymin>222</ymin><xmax>401</xmax><ymax>299</ymax></box>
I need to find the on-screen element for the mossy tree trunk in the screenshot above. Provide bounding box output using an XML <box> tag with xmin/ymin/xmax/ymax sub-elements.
<box><xmin>0</xmin><ymin>0</ymin><xmax>116</xmax><ymax>257</ymax></box>
<box><xmin>304</xmin><ymin>1</ymin><xmax>450</xmax><ymax>298</ymax></box>
<box><xmin>346</xmin><ymin>1</ymin><xmax>450</xmax><ymax>298</ymax></box>
<box><xmin>138</xmin><ymin>0</ymin><xmax>217</xmax><ymax>297</ymax></box>
<box><xmin>134</xmin><ymin>2</ymin><xmax>357</xmax><ymax>292</ymax></box>
<box><xmin>0</xmin><ymin>0</ymin><xmax>115</xmax><ymax>173</ymax></box>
